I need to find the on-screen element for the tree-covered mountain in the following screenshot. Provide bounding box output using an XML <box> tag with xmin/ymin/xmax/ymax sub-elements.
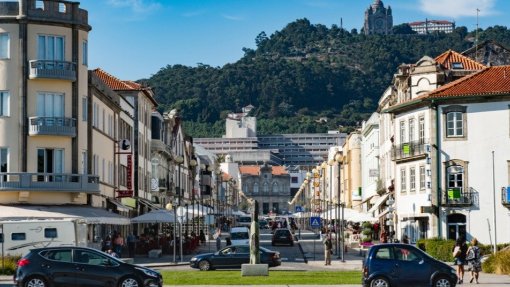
<box><xmin>145</xmin><ymin>19</ymin><xmax>510</xmax><ymax>137</ymax></box>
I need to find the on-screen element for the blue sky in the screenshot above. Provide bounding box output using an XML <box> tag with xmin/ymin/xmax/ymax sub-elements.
<box><xmin>83</xmin><ymin>0</ymin><xmax>510</xmax><ymax>80</ymax></box>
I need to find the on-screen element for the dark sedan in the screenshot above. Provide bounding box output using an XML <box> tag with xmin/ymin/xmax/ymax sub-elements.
<box><xmin>189</xmin><ymin>245</ymin><xmax>281</xmax><ymax>271</ymax></box>
<box><xmin>14</xmin><ymin>246</ymin><xmax>162</xmax><ymax>287</ymax></box>
<box><xmin>271</xmin><ymin>228</ymin><xmax>294</xmax><ymax>246</ymax></box>
<box><xmin>362</xmin><ymin>243</ymin><xmax>457</xmax><ymax>287</ymax></box>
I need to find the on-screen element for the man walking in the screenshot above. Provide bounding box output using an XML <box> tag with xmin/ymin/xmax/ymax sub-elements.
<box><xmin>324</xmin><ymin>232</ymin><xmax>333</xmax><ymax>265</ymax></box>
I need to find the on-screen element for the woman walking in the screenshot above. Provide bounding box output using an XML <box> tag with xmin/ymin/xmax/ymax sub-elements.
<box><xmin>452</xmin><ymin>237</ymin><xmax>468</xmax><ymax>284</ymax></box>
<box><xmin>466</xmin><ymin>238</ymin><xmax>482</xmax><ymax>284</ymax></box>
<box><xmin>323</xmin><ymin>233</ymin><xmax>333</xmax><ymax>265</ymax></box>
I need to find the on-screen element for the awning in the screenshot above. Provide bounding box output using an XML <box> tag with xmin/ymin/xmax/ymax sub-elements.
<box><xmin>137</xmin><ymin>197</ymin><xmax>161</xmax><ymax>210</ymax></box>
<box><xmin>360</xmin><ymin>194</ymin><xmax>377</xmax><ymax>205</ymax></box>
<box><xmin>0</xmin><ymin>205</ymin><xmax>130</xmax><ymax>225</ymax></box>
<box><xmin>368</xmin><ymin>193</ymin><xmax>391</xmax><ymax>214</ymax></box>
<box><xmin>107</xmin><ymin>198</ymin><xmax>132</xmax><ymax>212</ymax></box>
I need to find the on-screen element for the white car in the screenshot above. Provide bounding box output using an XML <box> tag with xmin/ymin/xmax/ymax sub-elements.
<box><xmin>229</xmin><ymin>227</ymin><xmax>250</xmax><ymax>245</ymax></box>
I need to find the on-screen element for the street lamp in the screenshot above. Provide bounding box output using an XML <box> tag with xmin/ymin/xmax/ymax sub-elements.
<box><xmin>174</xmin><ymin>155</ymin><xmax>184</xmax><ymax>262</ymax></box>
<box><xmin>386</xmin><ymin>196</ymin><xmax>395</xmax><ymax>242</ymax></box>
<box><xmin>165</xmin><ymin>202</ymin><xmax>177</xmax><ymax>263</ymax></box>
<box><xmin>335</xmin><ymin>151</ymin><xmax>345</xmax><ymax>262</ymax></box>
<box><xmin>189</xmin><ymin>159</ymin><xmax>197</xmax><ymax>234</ymax></box>
<box><xmin>215</xmin><ymin>168</ymin><xmax>222</xmax><ymax>228</ymax></box>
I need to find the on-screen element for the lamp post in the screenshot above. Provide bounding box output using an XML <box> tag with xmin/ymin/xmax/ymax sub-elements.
<box><xmin>190</xmin><ymin>159</ymin><xmax>197</xmax><ymax>234</ymax></box>
<box><xmin>174</xmin><ymin>155</ymin><xmax>184</xmax><ymax>262</ymax></box>
<box><xmin>165</xmin><ymin>202</ymin><xmax>177</xmax><ymax>263</ymax></box>
<box><xmin>215</xmin><ymin>168</ymin><xmax>222</xmax><ymax>228</ymax></box>
<box><xmin>386</xmin><ymin>196</ymin><xmax>395</xmax><ymax>242</ymax></box>
<box><xmin>335</xmin><ymin>152</ymin><xmax>345</xmax><ymax>262</ymax></box>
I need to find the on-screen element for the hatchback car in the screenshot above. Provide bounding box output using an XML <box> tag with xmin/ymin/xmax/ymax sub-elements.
<box><xmin>271</xmin><ymin>228</ymin><xmax>294</xmax><ymax>246</ymax></box>
<box><xmin>189</xmin><ymin>245</ymin><xmax>281</xmax><ymax>271</ymax></box>
<box><xmin>14</xmin><ymin>246</ymin><xmax>162</xmax><ymax>287</ymax></box>
<box><xmin>362</xmin><ymin>243</ymin><xmax>457</xmax><ymax>287</ymax></box>
<box><xmin>229</xmin><ymin>227</ymin><xmax>250</xmax><ymax>245</ymax></box>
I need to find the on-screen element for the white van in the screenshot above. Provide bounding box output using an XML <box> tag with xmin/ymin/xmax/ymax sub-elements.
<box><xmin>229</xmin><ymin>227</ymin><xmax>250</xmax><ymax>245</ymax></box>
<box><xmin>0</xmin><ymin>219</ymin><xmax>87</xmax><ymax>257</ymax></box>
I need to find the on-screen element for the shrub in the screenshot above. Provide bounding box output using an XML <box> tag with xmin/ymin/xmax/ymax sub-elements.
<box><xmin>362</xmin><ymin>222</ymin><xmax>372</xmax><ymax>229</ymax></box>
<box><xmin>482</xmin><ymin>249</ymin><xmax>510</xmax><ymax>275</ymax></box>
<box><xmin>416</xmin><ymin>238</ymin><xmax>455</xmax><ymax>262</ymax></box>
<box><xmin>362</xmin><ymin>237</ymin><xmax>372</xmax><ymax>243</ymax></box>
<box><xmin>362</xmin><ymin>229</ymin><xmax>372</xmax><ymax>236</ymax></box>
<box><xmin>0</xmin><ymin>255</ymin><xmax>21</xmax><ymax>275</ymax></box>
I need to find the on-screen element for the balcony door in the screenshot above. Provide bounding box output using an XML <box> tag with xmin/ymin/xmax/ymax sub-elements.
<box><xmin>447</xmin><ymin>213</ymin><xmax>466</xmax><ymax>241</ymax></box>
<box><xmin>37</xmin><ymin>93</ymin><xmax>64</xmax><ymax>124</ymax></box>
<box><xmin>37</xmin><ymin>148</ymin><xmax>64</xmax><ymax>182</ymax></box>
<box><xmin>38</xmin><ymin>35</ymin><xmax>64</xmax><ymax>61</ymax></box>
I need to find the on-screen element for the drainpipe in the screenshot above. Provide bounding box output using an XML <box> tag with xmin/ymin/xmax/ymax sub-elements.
<box><xmin>433</xmin><ymin>101</ymin><xmax>442</xmax><ymax>238</ymax></box>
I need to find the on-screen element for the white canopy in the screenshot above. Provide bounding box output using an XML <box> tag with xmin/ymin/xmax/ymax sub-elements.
<box><xmin>131</xmin><ymin>209</ymin><xmax>176</xmax><ymax>223</ymax></box>
<box><xmin>321</xmin><ymin>208</ymin><xmax>378</xmax><ymax>222</ymax></box>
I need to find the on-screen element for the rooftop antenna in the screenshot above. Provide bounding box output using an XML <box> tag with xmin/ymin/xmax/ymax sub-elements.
<box><xmin>475</xmin><ymin>8</ymin><xmax>480</xmax><ymax>62</ymax></box>
<box><xmin>340</xmin><ymin>17</ymin><xmax>343</xmax><ymax>30</ymax></box>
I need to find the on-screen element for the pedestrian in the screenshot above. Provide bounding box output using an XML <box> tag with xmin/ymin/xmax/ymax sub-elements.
<box><xmin>402</xmin><ymin>234</ymin><xmax>409</xmax><ymax>244</ymax></box>
<box><xmin>323</xmin><ymin>232</ymin><xmax>333</xmax><ymax>265</ymax></box>
<box><xmin>466</xmin><ymin>238</ymin><xmax>482</xmax><ymax>284</ymax></box>
<box><xmin>127</xmin><ymin>232</ymin><xmax>137</xmax><ymax>258</ymax></box>
<box><xmin>226</xmin><ymin>237</ymin><xmax>232</xmax><ymax>246</ymax></box>
<box><xmin>380</xmin><ymin>229</ymin><xmax>388</xmax><ymax>243</ymax></box>
<box><xmin>214</xmin><ymin>228</ymin><xmax>222</xmax><ymax>251</ymax></box>
<box><xmin>102</xmin><ymin>235</ymin><xmax>112</xmax><ymax>252</ymax></box>
<box><xmin>113</xmin><ymin>232</ymin><xmax>124</xmax><ymax>258</ymax></box>
<box><xmin>452</xmin><ymin>236</ymin><xmax>468</xmax><ymax>284</ymax></box>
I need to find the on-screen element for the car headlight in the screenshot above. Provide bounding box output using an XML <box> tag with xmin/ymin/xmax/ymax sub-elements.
<box><xmin>135</xmin><ymin>267</ymin><xmax>159</xmax><ymax>278</ymax></box>
<box><xmin>190</xmin><ymin>257</ymin><xmax>198</xmax><ymax>262</ymax></box>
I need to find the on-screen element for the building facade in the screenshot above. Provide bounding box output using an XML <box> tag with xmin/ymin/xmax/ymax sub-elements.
<box><xmin>408</xmin><ymin>20</ymin><xmax>455</xmax><ymax>34</ymax></box>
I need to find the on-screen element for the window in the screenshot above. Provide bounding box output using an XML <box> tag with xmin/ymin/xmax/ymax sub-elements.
<box><xmin>394</xmin><ymin>247</ymin><xmax>421</xmax><ymax>261</ymax></box>
<box><xmin>410</xmin><ymin>167</ymin><xmax>416</xmax><ymax>192</ymax></box>
<box><xmin>81</xmin><ymin>151</ymin><xmax>87</xmax><ymax>175</ymax></box>
<box><xmin>375</xmin><ymin>247</ymin><xmax>392</xmax><ymax>260</ymax></box>
<box><xmin>0</xmin><ymin>148</ymin><xmax>7</xmax><ymax>179</ymax></box>
<box><xmin>272</xmin><ymin>182</ymin><xmax>279</xmax><ymax>193</ymax></box>
<box><xmin>82</xmin><ymin>97</ymin><xmax>87</xmax><ymax>121</ymax></box>
<box><xmin>253</xmin><ymin>182</ymin><xmax>259</xmax><ymax>193</ymax></box>
<box><xmin>419</xmin><ymin>116</ymin><xmax>425</xmax><ymax>143</ymax></box>
<box><xmin>37</xmin><ymin>92</ymin><xmax>64</xmax><ymax>117</ymax></box>
<box><xmin>44</xmin><ymin>228</ymin><xmax>58</xmax><ymax>238</ymax></box>
<box><xmin>58</xmin><ymin>2</ymin><xmax>66</xmax><ymax>13</ymax></box>
<box><xmin>451</xmin><ymin>62</ymin><xmax>464</xmax><ymax>69</ymax></box>
<box><xmin>35</xmin><ymin>0</ymin><xmax>44</xmax><ymax>9</ymax></box>
<box><xmin>42</xmin><ymin>249</ymin><xmax>72</xmax><ymax>262</ymax></box>
<box><xmin>0</xmin><ymin>233</ymin><xmax>3</xmax><ymax>243</ymax></box>
<box><xmin>38</xmin><ymin>35</ymin><xmax>64</xmax><ymax>61</ymax></box>
<box><xmin>0</xmin><ymin>33</ymin><xmax>10</xmax><ymax>59</ymax></box>
<box><xmin>446</xmin><ymin>112</ymin><xmax>463</xmax><ymax>137</ymax></box>
<box><xmin>0</xmin><ymin>91</ymin><xmax>8</xmax><ymax>116</ymax></box>
<box><xmin>37</xmin><ymin>148</ymin><xmax>64</xmax><ymax>179</ymax></box>
<box><xmin>400</xmin><ymin>168</ymin><xmax>407</xmax><ymax>192</ymax></box>
<box><xmin>399</xmin><ymin>121</ymin><xmax>406</xmax><ymax>144</ymax></box>
<box><xmin>447</xmin><ymin>165</ymin><xmax>463</xmax><ymax>190</ymax></box>
<box><xmin>409</xmin><ymin>118</ymin><xmax>415</xmax><ymax>143</ymax></box>
<box><xmin>12</xmin><ymin>233</ymin><xmax>26</xmax><ymax>240</ymax></box>
<box><xmin>419</xmin><ymin>166</ymin><xmax>425</xmax><ymax>190</ymax></box>
<box><xmin>263</xmin><ymin>182</ymin><xmax>269</xmax><ymax>193</ymax></box>
<box><xmin>82</xmin><ymin>40</ymin><xmax>88</xmax><ymax>65</ymax></box>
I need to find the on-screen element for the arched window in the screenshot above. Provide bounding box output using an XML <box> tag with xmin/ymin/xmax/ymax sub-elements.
<box><xmin>263</xmin><ymin>182</ymin><xmax>269</xmax><ymax>193</ymax></box>
<box><xmin>253</xmin><ymin>182</ymin><xmax>259</xmax><ymax>193</ymax></box>
<box><xmin>272</xmin><ymin>182</ymin><xmax>279</xmax><ymax>194</ymax></box>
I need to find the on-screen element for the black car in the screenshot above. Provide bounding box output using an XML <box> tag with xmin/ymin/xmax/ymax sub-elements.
<box><xmin>362</xmin><ymin>243</ymin><xmax>457</xmax><ymax>287</ymax></box>
<box><xmin>271</xmin><ymin>228</ymin><xmax>294</xmax><ymax>246</ymax></box>
<box><xmin>189</xmin><ymin>245</ymin><xmax>281</xmax><ymax>271</ymax></box>
<box><xmin>14</xmin><ymin>246</ymin><xmax>162</xmax><ymax>287</ymax></box>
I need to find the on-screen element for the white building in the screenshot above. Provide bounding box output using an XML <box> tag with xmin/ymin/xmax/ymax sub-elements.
<box><xmin>360</xmin><ymin>112</ymin><xmax>380</xmax><ymax>212</ymax></box>
<box><xmin>408</xmin><ymin>20</ymin><xmax>455</xmax><ymax>34</ymax></box>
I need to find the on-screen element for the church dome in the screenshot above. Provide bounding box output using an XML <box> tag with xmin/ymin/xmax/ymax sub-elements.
<box><xmin>371</xmin><ymin>0</ymin><xmax>384</xmax><ymax>10</ymax></box>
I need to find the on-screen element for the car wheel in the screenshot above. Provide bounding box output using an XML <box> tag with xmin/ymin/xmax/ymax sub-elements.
<box><xmin>198</xmin><ymin>260</ymin><xmax>212</xmax><ymax>271</ymax></box>
<box><xmin>370</xmin><ymin>276</ymin><xmax>391</xmax><ymax>287</ymax></box>
<box><xmin>24</xmin><ymin>276</ymin><xmax>47</xmax><ymax>287</ymax></box>
<box><xmin>118</xmin><ymin>276</ymin><xmax>141</xmax><ymax>287</ymax></box>
<box><xmin>433</xmin><ymin>276</ymin><xmax>453</xmax><ymax>287</ymax></box>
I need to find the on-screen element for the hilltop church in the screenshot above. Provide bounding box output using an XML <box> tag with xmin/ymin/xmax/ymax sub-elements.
<box><xmin>363</xmin><ymin>0</ymin><xmax>393</xmax><ymax>35</ymax></box>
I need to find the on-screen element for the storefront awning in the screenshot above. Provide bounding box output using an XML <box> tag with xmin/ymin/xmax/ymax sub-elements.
<box><xmin>137</xmin><ymin>197</ymin><xmax>161</xmax><ymax>210</ymax></box>
<box><xmin>107</xmin><ymin>198</ymin><xmax>132</xmax><ymax>212</ymax></box>
<box><xmin>368</xmin><ymin>193</ymin><xmax>391</xmax><ymax>214</ymax></box>
<box><xmin>0</xmin><ymin>205</ymin><xmax>130</xmax><ymax>225</ymax></box>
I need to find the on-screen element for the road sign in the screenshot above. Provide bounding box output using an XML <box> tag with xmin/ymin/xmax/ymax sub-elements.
<box><xmin>295</xmin><ymin>206</ymin><xmax>304</xmax><ymax>213</ymax></box>
<box><xmin>310</xmin><ymin>216</ymin><xmax>321</xmax><ymax>229</ymax></box>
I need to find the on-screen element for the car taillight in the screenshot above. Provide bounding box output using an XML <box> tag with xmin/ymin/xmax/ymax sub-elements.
<box><xmin>17</xmin><ymin>258</ymin><xmax>30</xmax><ymax>267</ymax></box>
<box><xmin>363</xmin><ymin>266</ymin><xmax>368</xmax><ymax>277</ymax></box>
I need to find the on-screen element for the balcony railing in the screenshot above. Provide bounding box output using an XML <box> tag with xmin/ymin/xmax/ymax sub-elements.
<box><xmin>0</xmin><ymin>173</ymin><xmax>99</xmax><ymax>193</ymax></box>
<box><xmin>502</xmin><ymin>187</ymin><xmax>510</xmax><ymax>207</ymax></box>
<box><xmin>29</xmin><ymin>60</ymin><xmax>77</xmax><ymax>81</ymax></box>
<box><xmin>441</xmin><ymin>187</ymin><xmax>475</xmax><ymax>207</ymax></box>
<box><xmin>150</xmin><ymin>140</ymin><xmax>171</xmax><ymax>157</ymax></box>
<box><xmin>391</xmin><ymin>140</ymin><xmax>429</xmax><ymax>161</ymax></box>
<box><xmin>29</xmin><ymin>117</ymin><xmax>76</xmax><ymax>137</ymax></box>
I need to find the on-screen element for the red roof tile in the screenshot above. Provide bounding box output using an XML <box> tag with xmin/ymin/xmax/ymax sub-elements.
<box><xmin>435</xmin><ymin>50</ymin><xmax>485</xmax><ymax>71</ymax></box>
<box><xmin>424</xmin><ymin>66</ymin><xmax>510</xmax><ymax>98</ymax></box>
<box><xmin>239</xmin><ymin>165</ymin><xmax>288</xmax><ymax>176</ymax></box>
<box><xmin>92</xmin><ymin>68</ymin><xmax>143</xmax><ymax>91</ymax></box>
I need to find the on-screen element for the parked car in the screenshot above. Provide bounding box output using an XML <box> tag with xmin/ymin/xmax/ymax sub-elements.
<box><xmin>362</xmin><ymin>243</ymin><xmax>457</xmax><ymax>287</ymax></box>
<box><xmin>258</xmin><ymin>220</ymin><xmax>269</xmax><ymax>229</ymax></box>
<box><xmin>229</xmin><ymin>227</ymin><xmax>250</xmax><ymax>245</ymax></box>
<box><xmin>14</xmin><ymin>246</ymin><xmax>162</xmax><ymax>287</ymax></box>
<box><xmin>271</xmin><ymin>228</ymin><xmax>294</xmax><ymax>246</ymax></box>
<box><xmin>237</xmin><ymin>216</ymin><xmax>252</xmax><ymax>228</ymax></box>
<box><xmin>189</xmin><ymin>245</ymin><xmax>281</xmax><ymax>271</ymax></box>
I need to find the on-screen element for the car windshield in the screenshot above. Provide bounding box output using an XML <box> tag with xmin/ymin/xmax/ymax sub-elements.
<box><xmin>231</xmin><ymin>232</ymin><xmax>249</xmax><ymax>240</ymax></box>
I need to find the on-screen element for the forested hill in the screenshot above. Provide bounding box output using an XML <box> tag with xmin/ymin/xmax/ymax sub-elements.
<box><xmin>144</xmin><ymin>19</ymin><xmax>510</xmax><ymax>137</ymax></box>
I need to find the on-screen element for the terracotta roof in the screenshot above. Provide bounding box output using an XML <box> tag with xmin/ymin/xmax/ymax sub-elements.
<box><xmin>239</xmin><ymin>165</ymin><xmax>288</xmax><ymax>176</ymax></box>
<box><xmin>92</xmin><ymin>68</ymin><xmax>143</xmax><ymax>91</ymax></box>
<box><xmin>423</xmin><ymin>66</ymin><xmax>510</xmax><ymax>98</ymax></box>
<box><xmin>434</xmin><ymin>50</ymin><xmax>486</xmax><ymax>70</ymax></box>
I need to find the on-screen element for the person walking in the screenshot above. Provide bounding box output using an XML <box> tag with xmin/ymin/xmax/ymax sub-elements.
<box><xmin>113</xmin><ymin>232</ymin><xmax>124</xmax><ymax>258</ymax></box>
<box><xmin>323</xmin><ymin>233</ymin><xmax>333</xmax><ymax>265</ymax></box>
<box><xmin>214</xmin><ymin>228</ymin><xmax>222</xmax><ymax>251</ymax></box>
<box><xmin>466</xmin><ymin>238</ymin><xmax>482</xmax><ymax>284</ymax></box>
<box><xmin>452</xmin><ymin>236</ymin><xmax>468</xmax><ymax>284</ymax></box>
<box><xmin>126</xmin><ymin>232</ymin><xmax>137</xmax><ymax>258</ymax></box>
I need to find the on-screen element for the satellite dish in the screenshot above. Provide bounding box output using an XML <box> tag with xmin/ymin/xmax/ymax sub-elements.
<box><xmin>120</xmin><ymin>139</ymin><xmax>131</xmax><ymax>150</ymax></box>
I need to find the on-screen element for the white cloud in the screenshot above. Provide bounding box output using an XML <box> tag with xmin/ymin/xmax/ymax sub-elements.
<box><xmin>107</xmin><ymin>0</ymin><xmax>161</xmax><ymax>14</ymax></box>
<box><xmin>419</xmin><ymin>0</ymin><xmax>496</xmax><ymax>18</ymax></box>
<box><xmin>222</xmin><ymin>14</ymin><xmax>244</xmax><ymax>21</ymax></box>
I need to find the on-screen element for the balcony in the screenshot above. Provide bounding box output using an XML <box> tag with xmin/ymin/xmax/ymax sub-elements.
<box><xmin>29</xmin><ymin>60</ymin><xmax>77</xmax><ymax>81</ymax></box>
<box><xmin>29</xmin><ymin>117</ymin><xmax>76</xmax><ymax>137</ymax></box>
<box><xmin>391</xmin><ymin>140</ymin><xmax>429</xmax><ymax>162</ymax></box>
<box><xmin>0</xmin><ymin>173</ymin><xmax>99</xmax><ymax>193</ymax></box>
<box><xmin>441</xmin><ymin>187</ymin><xmax>476</xmax><ymax>207</ymax></box>
<box><xmin>150</xmin><ymin>139</ymin><xmax>171</xmax><ymax>157</ymax></box>
<box><xmin>502</xmin><ymin>187</ymin><xmax>510</xmax><ymax>208</ymax></box>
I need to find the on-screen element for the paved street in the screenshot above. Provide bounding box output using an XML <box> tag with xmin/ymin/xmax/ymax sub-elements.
<box><xmin>1</xmin><ymin>229</ymin><xmax>509</xmax><ymax>286</ymax></box>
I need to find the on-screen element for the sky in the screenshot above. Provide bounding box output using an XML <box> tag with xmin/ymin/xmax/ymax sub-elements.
<box><xmin>82</xmin><ymin>0</ymin><xmax>510</xmax><ymax>80</ymax></box>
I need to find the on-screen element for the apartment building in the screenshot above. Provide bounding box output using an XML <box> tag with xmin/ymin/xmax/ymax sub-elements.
<box><xmin>408</xmin><ymin>20</ymin><xmax>455</xmax><ymax>34</ymax></box>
